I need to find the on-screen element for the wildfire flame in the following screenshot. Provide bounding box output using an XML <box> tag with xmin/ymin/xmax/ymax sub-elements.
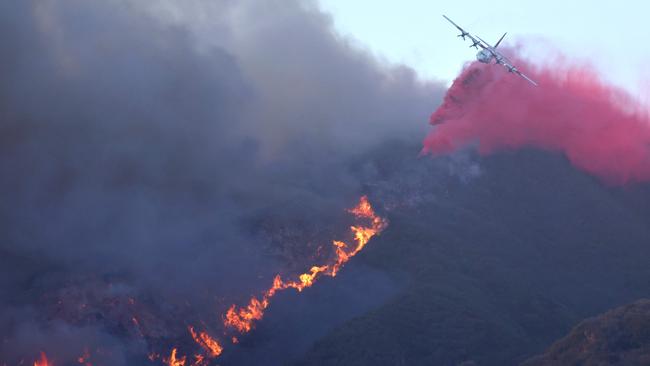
<box><xmin>166</xmin><ymin>348</ymin><xmax>186</xmax><ymax>366</ymax></box>
<box><xmin>192</xmin><ymin>355</ymin><xmax>205</xmax><ymax>366</ymax></box>
<box><xmin>34</xmin><ymin>352</ymin><xmax>51</xmax><ymax>366</ymax></box>
<box><xmin>188</xmin><ymin>326</ymin><xmax>223</xmax><ymax>358</ymax></box>
<box><xmin>30</xmin><ymin>350</ymin><xmax>95</xmax><ymax>366</ymax></box>
<box><xmin>26</xmin><ymin>196</ymin><xmax>385</xmax><ymax>365</ymax></box>
<box><xmin>224</xmin><ymin>195</ymin><xmax>387</xmax><ymax>334</ymax></box>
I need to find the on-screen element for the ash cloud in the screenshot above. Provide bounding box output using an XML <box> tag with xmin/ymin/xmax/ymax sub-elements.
<box><xmin>0</xmin><ymin>0</ymin><xmax>443</xmax><ymax>364</ymax></box>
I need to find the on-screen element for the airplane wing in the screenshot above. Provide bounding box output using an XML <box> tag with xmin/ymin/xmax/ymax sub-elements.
<box><xmin>502</xmin><ymin>61</ymin><xmax>539</xmax><ymax>86</ymax></box>
<box><xmin>513</xmin><ymin>69</ymin><xmax>538</xmax><ymax>86</ymax></box>
<box><xmin>475</xmin><ymin>35</ymin><xmax>492</xmax><ymax>48</ymax></box>
<box><xmin>443</xmin><ymin>15</ymin><xmax>486</xmax><ymax>49</ymax></box>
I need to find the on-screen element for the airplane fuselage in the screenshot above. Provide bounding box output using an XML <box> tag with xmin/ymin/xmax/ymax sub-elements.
<box><xmin>477</xmin><ymin>48</ymin><xmax>509</xmax><ymax>66</ymax></box>
<box><xmin>476</xmin><ymin>49</ymin><xmax>492</xmax><ymax>63</ymax></box>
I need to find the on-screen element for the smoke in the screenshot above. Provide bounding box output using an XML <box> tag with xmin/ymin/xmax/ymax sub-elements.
<box><xmin>0</xmin><ymin>0</ymin><xmax>443</xmax><ymax>364</ymax></box>
<box><xmin>422</xmin><ymin>54</ymin><xmax>650</xmax><ymax>185</ymax></box>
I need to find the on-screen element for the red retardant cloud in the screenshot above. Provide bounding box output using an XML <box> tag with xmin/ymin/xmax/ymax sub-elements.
<box><xmin>422</xmin><ymin>57</ymin><xmax>650</xmax><ymax>185</ymax></box>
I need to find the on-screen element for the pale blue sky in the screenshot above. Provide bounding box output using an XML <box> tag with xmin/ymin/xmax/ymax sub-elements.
<box><xmin>319</xmin><ymin>0</ymin><xmax>649</xmax><ymax>97</ymax></box>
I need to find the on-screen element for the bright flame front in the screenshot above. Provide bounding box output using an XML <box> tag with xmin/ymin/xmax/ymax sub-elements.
<box><xmin>34</xmin><ymin>352</ymin><xmax>52</xmax><ymax>366</ymax></box>
<box><xmin>223</xmin><ymin>196</ymin><xmax>387</xmax><ymax>334</ymax></box>
<box><xmin>23</xmin><ymin>196</ymin><xmax>386</xmax><ymax>366</ymax></box>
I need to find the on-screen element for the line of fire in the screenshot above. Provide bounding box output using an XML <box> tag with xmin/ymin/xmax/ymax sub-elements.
<box><xmin>20</xmin><ymin>196</ymin><xmax>387</xmax><ymax>366</ymax></box>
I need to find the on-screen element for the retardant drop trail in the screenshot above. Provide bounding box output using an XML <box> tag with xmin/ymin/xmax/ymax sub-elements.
<box><xmin>422</xmin><ymin>57</ymin><xmax>650</xmax><ymax>185</ymax></box>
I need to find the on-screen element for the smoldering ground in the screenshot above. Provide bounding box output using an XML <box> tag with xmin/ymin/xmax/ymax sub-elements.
<box><xmin>0</xmin><ymin>0</ymin><xmax>445</xmax><ymax>364</ymax></box>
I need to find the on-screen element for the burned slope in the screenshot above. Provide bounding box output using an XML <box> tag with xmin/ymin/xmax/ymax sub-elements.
<box><xmin>297</xmin><ymin>147</ymin><xmax>650</xmax><ymax>366</ymax></box>
<box><xmin>0</xmin><ymin>1</ymin><xmax>443</xmax><ymax>364</ymax></box>
<box><xmin>523</xmin><ymin>299</ymin><xmax>650</xmax><ymax>366</ymax></box>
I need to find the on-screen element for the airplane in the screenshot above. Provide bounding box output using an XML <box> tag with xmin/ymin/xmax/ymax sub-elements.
<box><xmin>443</xmin><ymin>15</ymin><xmax>538</xmax><ymax>86</ymax></box>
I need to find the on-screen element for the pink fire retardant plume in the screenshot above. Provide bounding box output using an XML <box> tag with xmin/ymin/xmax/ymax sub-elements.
<box><xmin>422</xmin><ymin>56</ymin><xmax>650</xmax><ymax>185</ymax></box>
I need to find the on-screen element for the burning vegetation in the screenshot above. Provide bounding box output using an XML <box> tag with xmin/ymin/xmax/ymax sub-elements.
<box><xmin>0</xmin><ymin>1</ymin><xmax>432</xmax><ymax>365</ymax></box>
<box><xmin>17</xmin><ymin>196</ymin><xmax>386</xmax><ymax>365</ymax></box>
<box><xmin>224</xmin><ymin>196</ymin><xmax>388</xmax><ymax>335</ymax></box>
<box><xmin>33</xmin><ymin>353</ymin><xmax>51</xmax><ymax>366</ymax></box>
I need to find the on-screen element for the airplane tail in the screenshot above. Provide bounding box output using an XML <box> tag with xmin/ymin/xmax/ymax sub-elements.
<box><xmin>494</xmin><ymin>32</ymin><xmax>507</xmax><ymax>48</ymax></box>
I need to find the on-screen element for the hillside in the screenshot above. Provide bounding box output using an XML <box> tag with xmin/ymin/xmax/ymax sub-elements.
<box><xmin>292</xmin><ymin>147</ymin><xmax>650</xmax><ymax>366</ymax></box>
<box><xmin>523</xmin><ymin>299</ymin><xmax>650</xmax><ymax>365</ymax></box>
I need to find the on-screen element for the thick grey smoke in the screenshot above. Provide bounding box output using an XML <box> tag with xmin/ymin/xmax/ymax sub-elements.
<box><xmin>0</xmin><ymin>0</ymin><xmax>444</xmax><ymax>364</ymax></box>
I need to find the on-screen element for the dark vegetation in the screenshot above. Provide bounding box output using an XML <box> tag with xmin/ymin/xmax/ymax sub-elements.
<box><xmin>523</xmin><ymin>299</ymin><xmax>650</xmax><ymax>365</ymax></box>
<box><xmin>294</xmin><ymin>146</ymin><xmax>650</xmax><ymax>366</ymax></box>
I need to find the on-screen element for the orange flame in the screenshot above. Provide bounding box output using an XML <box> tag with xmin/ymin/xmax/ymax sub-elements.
<box><xmin>166</xmin><ymin>348</ymin><xmax>186</xmax><ymax>366</ymax></box>
<box><xmin>22</xmin><ymin>196</ymin><xmax>384</xmax><ymax>365</ymax></box>
<box><xmin>188</xmin><ymin>326</ymin><xmax>223</xmax><ymax>358</ymax></box>
<box><xmin>34</xmin><ymin>352</ymin><xmax>52</xmax><ymax>366</ymax></box>
<box><xmin>347</xmin><ymin>195</ymin><xmax>376</xmax><ymax>218</ymax></box>
<box><xmin>191</xmin><ymin>354</ymin><xmax>205</xmax><ymax>366</ymax></box>
<box><xmin>224</xmin><ymin>196</ymin><xmax>387</xmax><ymax>333</ymax></box>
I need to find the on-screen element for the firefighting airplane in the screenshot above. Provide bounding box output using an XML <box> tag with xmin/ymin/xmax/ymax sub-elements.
<box><xmin>443</xmin><ymin>15</ymin><xmax>538</xmax><ymax>86</ymax></box>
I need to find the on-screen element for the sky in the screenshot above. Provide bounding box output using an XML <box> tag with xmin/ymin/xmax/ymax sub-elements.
<box><xmin>319</xmin><ymin>0</ymin><xmax>650</xmax><ymax>99</ymax></box>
